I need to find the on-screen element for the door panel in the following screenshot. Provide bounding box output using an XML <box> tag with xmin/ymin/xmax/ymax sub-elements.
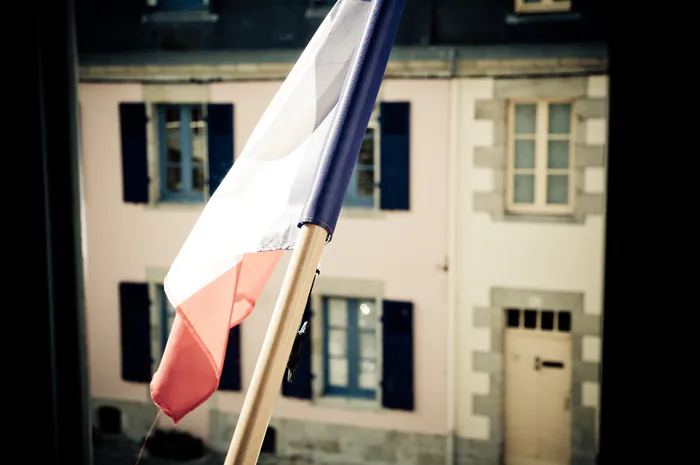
<box><xmin>505</xmin><ymin>326</ymin><xmax>571</xmax><ymax>465</ymax></box>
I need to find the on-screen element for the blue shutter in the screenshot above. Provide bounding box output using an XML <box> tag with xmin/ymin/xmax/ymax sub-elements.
<box><xmin>379</xmin><ymin>102</ymin><xmax>411</xmax><ymax>211</ymax></box>
<box><xmin>118</xmin><ymin>282</ymin><xmax>152</xmax><ymax>383</ymax></box>
<box><xmin>207</xmin><ymin>103</ymin><xmax>234</xmax><ymax>196</ymax></box>
<box><xmin>282</xmin><ymin>299</ymin><xmax>313</xmax><ymax>399</ymax></box>
<box><xmin>219</xmin><ymin>325</ymin><xmax>241</xmax><ymax>391</ymax></box>
<box><xmin>119</xmin><ymin>103</ymin><xmax>149</xmax><ymax>204</ymax></box>
<box><xmin>381</xmin><ymin>300</ymin><xmax>414</xmax><ymax>410</ymax></box>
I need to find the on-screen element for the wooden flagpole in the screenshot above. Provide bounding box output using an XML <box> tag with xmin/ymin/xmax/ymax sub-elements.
<box><xmin>223</xmin><ymin>223</ymin><xmax>327</xmax><ymax>465</ymax></box>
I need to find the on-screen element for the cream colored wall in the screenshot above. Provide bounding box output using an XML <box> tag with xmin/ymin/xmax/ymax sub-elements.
<box><xmin>79</xmin><ymin>79</ymin><xmax>451</xmax><ymax>441</ymax></box>
<box><xmin>450</xmin><ymin>76</ymin><xmax>608</xmax><ymax>441</ymax></box>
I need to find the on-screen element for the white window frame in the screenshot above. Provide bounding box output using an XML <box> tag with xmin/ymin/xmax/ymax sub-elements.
<box><xmin>506</xmin><ymin>99</ymin><xmax>576</xmax><ymax>215</ymax></box>
<box><xmin>515</xmin><ymin>0</ymin><xmax>572</xmax><ymax>14</ymax></box>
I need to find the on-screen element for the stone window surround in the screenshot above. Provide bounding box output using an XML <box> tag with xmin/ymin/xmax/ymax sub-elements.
<box><xmin>468</xmin><ymin>287</ymin><xmax>600</xmax><ymax>465</ymax></box>
<box><xmin>473</xmin><ymin>76</ymin><xmax>607</xmax><ymax>225</ymax></box>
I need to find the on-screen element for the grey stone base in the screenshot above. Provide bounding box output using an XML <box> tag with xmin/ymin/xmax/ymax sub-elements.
<box><xmin>91</xmin><ymin>397</ymin><xmax>159</xmax><ymax>442</ymax></box>
<box><xmin>211</xmin><ymin>410</ymin><xmax>446</xmax><ymax>465</ymax></box>
<box><xmin>455</xmin><ymin>437</ymin><xmax>501</xmax><ymax>465</ymax></box>
<box><xmin>90</xmin><ymin>398</ymin><xmax>595</xmax><ymax>464</ymax></box>
<box><xmin>455</xmin><ymin>437</ymin><xmax>597</xmax><ymax>465</ymax></box>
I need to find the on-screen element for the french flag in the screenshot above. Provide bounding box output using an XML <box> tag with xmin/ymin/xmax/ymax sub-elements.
<box><xmin>150</xmin><ymin>0</ymin><xmax>405</xmax><ymax>423</ymax></box>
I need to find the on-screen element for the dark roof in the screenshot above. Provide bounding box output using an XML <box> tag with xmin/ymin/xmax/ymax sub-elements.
<box><xmin>75</xmin><ymin>0</ymin><xmax>608</xmax><ymax>57</ymax></box>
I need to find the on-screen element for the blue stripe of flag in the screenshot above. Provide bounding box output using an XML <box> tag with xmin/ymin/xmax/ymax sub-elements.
<box><xmin>300</xmin><ymin>0</ymin><xmax>406</xmax><ymax>240</ymax></box>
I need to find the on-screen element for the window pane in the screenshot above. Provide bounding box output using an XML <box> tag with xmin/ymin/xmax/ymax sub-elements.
<box><xmin>514</xmin><ymin>140</ymin><xmax>535</xmax><ymax>169</ymax></box>
<box><xmin>166</xmin><ymin>147</ymin><xmax>181</xmax><ymax>163</ymax></box>
<box><xmin>328</xmin><ymin>329</ymin><xmax>346</xmax><ymax>356</ymax></box>
<box><xmin>506</xmin><ymin>309</ymin><xmax>520</xmax><ymax>328</ymax></box>
<box><xmin>191</xmin><ymin>105</ymin><xmax>203</xmax><ymax>123</ymax></box>
<box><xmin>359</xmin><ymin>128</ymin><xmax>374</xmax><ymax>165</ymax></box>
<box><xmin>513</xmin><ymin>174</ymin><xmax>535</xmax><ymax>203</ymax></box>
<box><xmin>558</xmin><ymin>311</ymin><xmax>571</xmax><ymax>332</ymax></box>
<box><xmin>547</xmin><ymin>175</ymin><xmax>569</xmax><ymax>204</ymax></box>
<box><xmin>547</xmin><ymin>140</ymin><xmax>570</xmax><ymax>169</ymax></box>
<box><xmin>358</xmin><ymin>170</ymin><xmax>374</xmax><ymax>197</ymax></box>
<box><xmin>359</xmin><ymin>332</ymin><xmax>376</xmax><ymax>358</ymax></box>
<box><xmin>193</xmin><ymin>164</ymin><xmax>205</xmax><ymax>192</ymax></box>
<box><xmin>357</xmin><ymin>301</ymin><xmax>376</xmax><ymax>329</ymax></box>
<box><xmin>164</xmin><ymin>107</ymin><xmax>180</xmax><ymax>123</ymax></box>
<box><xmin>165</xmin><ymin>107</ymin><xmax>182</xmax><ymax>163</ymax></box>
<box><xmin>524</xmin><ymin>309</ymin><xmax>537</xmax><ymax>329</ymax></box>
<box><xmin>541</xmin><ymin>311</ymin><xmax>554</xmax><ymax>331</ymax></box>
<box><xmin>548</xmin><ymin>103</ymin><xmax>571</xmax><ymax>134</ymax></box>
<box><xmin>191</xmin><ymin>129</ymin><xmax>205</xmax><ymax>163</ymax></box>
<box><xmin>328</xmin><ymin>357</ymin><xmax>348</xmax><ymax>387</ymax></box>
<box><xmin>524</xmin><ymin>0</ymin><xmax>541</xmax><ymax>3</ymax></box>
<box><xmin>358</xmin><ymin>359</ymin><xmax>377</xmax><ymax>390</ymax></box>
<box><xmin>515</xmin><ymin>104</ymin><xmax>536</xmax><ymax>134</ymax></box>
<box><xmin>166</xmin><ymin>166</ymin><xmax>182</xmax><ymax>192</ymax></box>
<box><xmin>327</xmin><ymin>298</ymin><xmax>347</xmax><ymax>327</ymax></box>
<box><xmin>166</xmin><ymin>127</ymin><xmax>181</xmax><ymax>164</ymax></box>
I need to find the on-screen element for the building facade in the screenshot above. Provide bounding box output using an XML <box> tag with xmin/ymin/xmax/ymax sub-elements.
<box><xmin>77</xmin><ymin>1</ymin><xmax>608</xmax><ymax>464</ymax></box>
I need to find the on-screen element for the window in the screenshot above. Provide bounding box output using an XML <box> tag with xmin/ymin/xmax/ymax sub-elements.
<box><xmin>119</xmin><ymin>102</ymin><xmax>233</xmax><ymax>206</ymax></box>
<box><xmin>312</xmin><ymin>0</ymin><xmax>336</xmax><ymax>6</ymax></box>
<box><xmin>344</xmin><ymin>126</ymin><xmax>378</xmax><ymax>208</ymax></box>
<box><xmin>323</xmin><ymin>297</ymin><xmax>378</xmax><ymax>399</ymax></box>
<box><xmin>507</xmin><ymin>100</ymin><xmax>575</xmax><ymax>214</ymax></box>
<box><xmin>505</xmin><ymin>308</ymin><xmax>572</xmax><ymax>333</ymax></box>
<box><xmin>148</xmin><ymin>0</ymin><xmax>209</xmax><ymax>11</ymax></box>
<box><xmin>281</xmin><ymin>282</ymin><xmax>414</xmax><ymax>410</ymax></box>
<box><xmin>515</xmin><ymin>0</ymin><xmax>571</xmax><ymax>14</ymax></box>
<box><xmin>157</xmin><ymin>104</ymin><xmax>207</xmax><ymax>203</ymax></box>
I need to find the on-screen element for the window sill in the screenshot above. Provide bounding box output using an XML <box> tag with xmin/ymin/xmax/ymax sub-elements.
<box><xmin>339</xmin><ymin>206</ymin><xmax>382</xmax><ymax>219</ymax></box>
<box><xmin>311</xmin><ymin>395</ymin><xmax>381</xmax><ymax>412</ymax></box>
<box><xmin>506</xmin><ymin>12</ymin><xmax>581</xmax><ymax>25</ymax></box>
<box><xmin>142</xmin><ymin>10</ymin><xmax>219</xmax><ymax>24</ymax></box>
<box><xmin>504</xmin><ymin>212</ymin><xmax>577</xmax><ymax>224</ymax></box>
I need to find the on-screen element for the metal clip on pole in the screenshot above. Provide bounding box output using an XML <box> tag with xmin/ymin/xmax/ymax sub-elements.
<box><xmin>285</xmin><ymin>268</ymin><xmax>320</xmax><ymax>382</ymax></box>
